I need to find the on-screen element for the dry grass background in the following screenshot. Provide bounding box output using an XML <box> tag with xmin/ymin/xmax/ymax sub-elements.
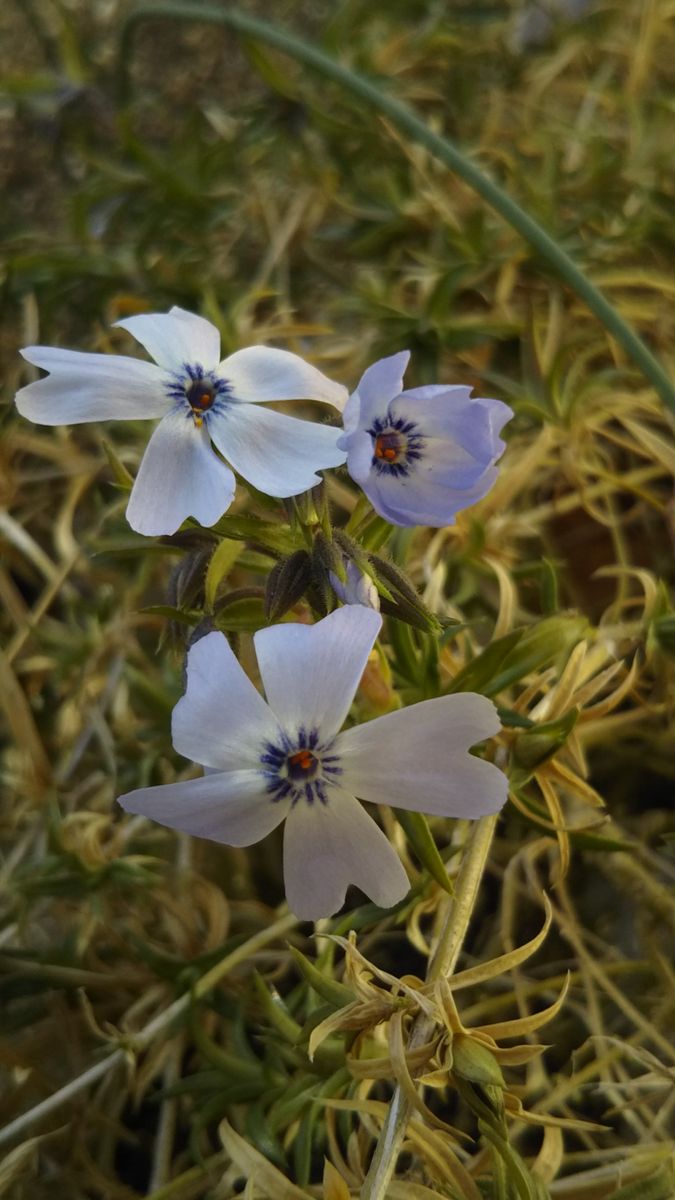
<box><xmin>0</xmin><ymin>0</ymin><xmax>674</xmax><ymax>1196</ymax></box>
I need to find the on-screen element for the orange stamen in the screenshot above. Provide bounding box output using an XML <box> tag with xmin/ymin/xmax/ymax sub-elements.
<box><xmin>288</xmin><ymin>749</ymin><xmax>314</xmax><ymax>772</ymax></box>
<box><xmin>374</xmin><ymin>434</ymin><xmax>401</xmax><ymax>463</ymax></box>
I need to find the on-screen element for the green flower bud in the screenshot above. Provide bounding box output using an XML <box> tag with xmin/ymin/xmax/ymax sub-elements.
<box><xmin>264</xmin><ymin>550</ymin><xmax>313</xmax><ymax>622</ymax></box>
<box><xmin>452</xmin><ymin>1034</ymin><xmax>505</xmax><ymax>1088</ymax></box>
<box><xmin>512</xmin><ymin>708</ymin><xmax>579</xmax><ymax>778</ymax></box>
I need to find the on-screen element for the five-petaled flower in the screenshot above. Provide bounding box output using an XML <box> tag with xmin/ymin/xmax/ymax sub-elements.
<box><xmin>117</xmin><ymin>606</ymin><xmax>507</xmax><ymax>920</ymax></box>
<box><xmin>337</xmin><ymin>352</ymin><xmax>513</xmax><ymax>527</ymax></box>
<box><xmin>15</xmin><ymin>307</ymin><xmax>348</xmax><ymax>536</ymax></box>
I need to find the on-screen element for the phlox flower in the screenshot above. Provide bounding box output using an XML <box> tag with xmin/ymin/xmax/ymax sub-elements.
<box><xmin>337</xmin><ymin>352</ymin><xmax>512</xmax><ymax>527</ymax></box>
<box><xmin>330</xmin><ymin>557</ymin><xmax>381</xmax><ymax>611</ymax></box>
<box><xmin>16</xmin><ymin>307</ymin><xmax>348</xmax><ymax>536</ymax></box>
<box><xmin>118</xmin><ymin>606</ymin><xmax>507</xmax><ymax>920</ymax></box>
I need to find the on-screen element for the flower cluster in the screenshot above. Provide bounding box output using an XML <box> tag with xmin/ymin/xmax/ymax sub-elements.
<box><xmin>15</xmin><ymin>306</ymin><xmax>512</xmax><ymax>919</ymax></box>
<box><xmin>16</xmin><ymin>307</ymin><xmax>512</xmax><ymax>535</ymax></box>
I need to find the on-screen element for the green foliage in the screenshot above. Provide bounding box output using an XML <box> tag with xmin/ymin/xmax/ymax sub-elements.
<box><xmin>1</xmin><ymin>0</ymin><xmax>674</xmax><ymax>1197</ymax></box>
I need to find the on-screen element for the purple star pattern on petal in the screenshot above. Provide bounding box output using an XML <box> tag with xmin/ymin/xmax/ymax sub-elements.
<box><xmin>16</xmin><ymin>307</ymin><xmax>348</xmax><ymax>536</ymax></box>
<box><xmin>117</xmin><ymin>606</ymin><xmax>508</xmax><ymax>921</ymax></box>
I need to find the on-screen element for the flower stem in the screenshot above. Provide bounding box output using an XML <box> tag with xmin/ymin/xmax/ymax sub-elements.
<box><xmin>359</xmin><ymin>814</ymin><xmax>499</xmax><ymax>1200</ymax></box>
<box><xmin>117</xmin><ymin>4</ymin><xmax>675</xmax><ymax>413</ymax></box>
<box><xmin>0</xmin><ymin>910</ymin><xmax>298</xmax><ymax>1150</ymax></box>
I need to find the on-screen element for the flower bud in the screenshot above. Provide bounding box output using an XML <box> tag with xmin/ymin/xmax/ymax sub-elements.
<box><xmin>264</xmin><ymin>551</ymin><xmax>313</xmax><ymax>622</ymax></box>
<box><xmin>512</xmin><ymin>708</ymin><xmax>579</xmax><ymax>777</ymax></box>
<box><xmin>452</xmin><ymin>1033</ymin><xmax>505</xmax><ymax>1088</ymax></box>
<box><xmin>330</xmin><ymin>558</ymin><xmax>380</xmax><ymax>611</ymax></box>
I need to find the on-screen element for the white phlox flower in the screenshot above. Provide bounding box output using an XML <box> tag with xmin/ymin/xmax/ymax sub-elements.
<box><xmin>16</xmin><ymin>307</ymin><xmax>348</xmax><ymax>536</ymax></box>
<box><xmin>117</xmin><ymin>606</ymin><xmax>508</xmax><ymax>920</ymax></box>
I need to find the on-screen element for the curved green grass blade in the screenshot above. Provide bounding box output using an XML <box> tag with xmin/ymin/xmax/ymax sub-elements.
<box><xmin>118</xmin><ymin>3</ymin><xmax>675</xmax><ymax>412</ymax></box>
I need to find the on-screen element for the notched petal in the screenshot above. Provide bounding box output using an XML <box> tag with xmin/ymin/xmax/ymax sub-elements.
<box><xmin>283</xmin><ymin>787</ymin><xmax>409</xmax><ymax>920</ymax></box>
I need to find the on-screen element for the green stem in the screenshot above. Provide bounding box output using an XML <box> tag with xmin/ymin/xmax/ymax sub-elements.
<box><xmin>118</xmin><ymin>3</ymin><xmax>675</xmax><ymax>413</ymax></box>
<box><xmin>360</xmin><ymin>814</ymin><xmax>498</xmax><ymax>1200</ymax></box>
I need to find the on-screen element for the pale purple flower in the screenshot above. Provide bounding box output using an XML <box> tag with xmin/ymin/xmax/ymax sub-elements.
<box><xmin>330</xmin><ymin>557</ymin><xmax>380</xmax><ymax>611</ymax></box>
<box><xmin>118</xmin><ymin>606</ymin><xmax>507</xmax><ymax>920</ymax></box>
<box><xmin>16</xmin><ymin>307</ymin><xmax>348</xmax><ymax>536</ymax></box>
<box><xmin>336</xmin><ymin>352</ymin><xmax>513</xmax><ymax>527</ymax></box>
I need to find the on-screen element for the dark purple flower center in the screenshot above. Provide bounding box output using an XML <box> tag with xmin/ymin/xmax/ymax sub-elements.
<box><xmin>261</xmin><ymin>726</ymin><xmax>342</xmax><ymax>806</ymax></box>
<box><xmin>369</xmin><ymin>413</ymin><xmax>425</xmax><ymax>478</ymax></box>
<box><xmin>165</xmin><ymin>362</ymin><xmax>232</xmax><ymax>427</ymax></box>
<box><xmin>186</xmin><ymin>380</ymin><xmax>217</xmax><ymax>420</ymax></box>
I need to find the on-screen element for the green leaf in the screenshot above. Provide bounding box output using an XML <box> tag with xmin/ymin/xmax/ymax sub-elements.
<box><xmin>213</xmin><ymin>514</ymin><xmax>299</xmax><ymax>555</ymax></box>
<box><xmin>395</xmin><ymin>809</ymin><xmax>454</xmax><ymax>895</ymax></box>
<box><xmin>569</xmin><ymin>830</ymin><xmax>634</xmax><ymax>853</ymax></box>
<box><xmin>359</xmin><ymin>514</ymin><xmax>394</xmax><ymax>552</ymax></box>
<box><xmin>487</xmin><ymin>617</ymin><xmax>588</xmax><ymax>695</ymax></box>
<box><xmin>611</xmin><ymin>1165</ymin><xmax>675</xmax><ymax>1200</ymax></box>
<box><xmin>140</xmin><ymin>604</ymin><xmax>200</xmax><ymax>626</ymax></box>
<box><xmin>652</xmin><ymin>613</ymin><xmax>675</xmax><ymax>656</ymax></box>
<box><xmin>447</xmin><ymin>617</ymin><xmax>588</xmax><ymax>698</ymax></box>
<box><xmin>288</xmin><ymin>947</ymin><xmax>353</xmax><ymax>1009</ymax></box>
<box><xmin>204</xmin><ymin>538</ymin><xmax>242</xmax><ymax>611</ymax></box>
<box><xmin>91</xmin><ymin>537</ymin><xmax>183</xmax><ymax>558</ymax></box>
<box><xmin>100</xmin><ymin>437</ymin><xmax>134</xmax><ymax>489</ymax></box>
<box><xmin>539</xmin><ymin>558</ymin><xmax>560</xmax><ymax>616</ymax></box>
<box><xmin>190</xmin><ymin>1017</ymin><xmax>262</xmax><ymax>1080</ymax></box>
<box><xmin>512</xmin><ymin>708</ymin><xmax>579</xmax><ymax>778</ymax></box>
<box><xmin>214</xmin><ymin>597</ymin><xmax>267</xmax><ymax>632</ymax></box>
<box><xmin>445</xmin><ymin>630</ymin><xmax>523</xmax><ymax>695</ymax></box>
<box><xmin>252</xmin><ymin>972</ymin><xmax>302</xmax><ymax>1044</ymax></box>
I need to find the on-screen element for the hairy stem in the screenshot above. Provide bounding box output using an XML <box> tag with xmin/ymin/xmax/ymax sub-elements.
<box><xmin>360</xmin><ymin>814</ymin><xmax>498</xmax><ymax>1200</ymax></box>
<box><xmin>117</xmin><ymin>3</ymin><xmax>675</xmax><ymax>412</ymax></box>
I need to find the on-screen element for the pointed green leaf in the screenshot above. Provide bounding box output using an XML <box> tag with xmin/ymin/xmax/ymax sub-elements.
<box><xmin>205</xmin><ymin>538</ymin><xmax>242</xmax><ymax>611</ymax></box>
<box><xmin>394</xmin><ymin>809</ymin><xmax>454</xmax><ymax>895</ymax></box>
<box><xmin>100</xmin><ymin>437</ymin><xmax>133</xmax><ymax>489</ymax></box>
<box><xmin>445</xmin><ymin>630</ymin><xmax>523</xmax><ymax>695</ymax></box>
<box><xmin>511</xmin><ymin>708</ymin><xmax>579</xmax><ymax>778</ymax></box>
<box><xmin>288</xmin><ymin>946</ymin><xmax>353</xmax><ymax>1009</ymax></box>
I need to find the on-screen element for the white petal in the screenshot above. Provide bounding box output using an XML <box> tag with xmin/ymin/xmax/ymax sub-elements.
<box><xmin>220</xmin><ymin>346</ymin><xmax>348</xmax><ymax>411</ymax></box>
<box><xmin>118</xmin><ymin>769</ymin><xmax>288</xmax><ymax>846</ymax></box>
<box><xmin>126</xmin><ymin>409</ymin><xmax>236</xmax><ymax>536</ymax></box>
<box><xmin>337</xmin><ymin>694</ymin><xmax>507</xmax><ymax>818</ymax></box>
<box><xmin>172</xmin><ymin>631</ymin><xmax>278</xmax><ymax>770</ymax></box>
<box><xmin>350</xmin><ymin>351</ymin><xmax>410</xmax><ymax>429</ymax></box>
<box><xmin>209</xmin><ymin>403</ymin><xmax>345</xmax><ymax>498</ymax></box>
<box><xmin>337</xmin><ymin>428</ymin><xmax>374</xmax><ymax>485</ymax></box>
<box><xmin>283</xmin><ymin>786</ymin><xmax>409</xmax><ymax>920</ymax></box>
<box><xmin>254</xmin><ymin>606</ymin><xmax>382</xmax><ymax>741</ymax></box>
<box><xmin>115</xmin><ymin>307</ymin><xmax>221</xmax><ymax>372</ymax></box>
<box><xmin>17</xmin><ymin>348</ymin><xmax>170</xmax><ymax>424</ymax></box>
